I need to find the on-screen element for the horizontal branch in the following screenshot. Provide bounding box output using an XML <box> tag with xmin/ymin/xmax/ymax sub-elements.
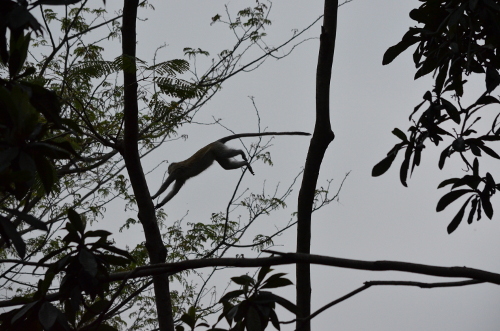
<box><xmin>0</xmin><ymin>251</ymin><xmax>497</xmax><ymax>308</ymax></box>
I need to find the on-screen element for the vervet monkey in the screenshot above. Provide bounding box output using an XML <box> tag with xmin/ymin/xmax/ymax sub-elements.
<box><xmin>152</xmin><ymin>131</ymin><xmax>310</xmax><ymax>208</ymax></box>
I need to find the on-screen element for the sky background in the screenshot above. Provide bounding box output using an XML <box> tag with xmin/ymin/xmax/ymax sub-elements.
<box><xmin>94</xmin><ymin>0</ymin><xmax>500</xmax><ymax>329</ymax></box>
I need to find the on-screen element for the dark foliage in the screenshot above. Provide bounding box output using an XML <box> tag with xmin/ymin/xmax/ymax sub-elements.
<box><xmin>374</xmin><ymin>0</ymin><xmax>500</xmax><ymax>233</ymax></box>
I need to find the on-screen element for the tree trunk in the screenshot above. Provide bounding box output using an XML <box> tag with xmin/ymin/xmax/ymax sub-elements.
<box><xmin>296</xmin><ymin>1</ymin><xmax>338</xmax><ymax>330</ymax></box>
<box><xmin>121</xmin><ymin>1</ymin><xmax>175</xmax><ymax>330</ymax></box>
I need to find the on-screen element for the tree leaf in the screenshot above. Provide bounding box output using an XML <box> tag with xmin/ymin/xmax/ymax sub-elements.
<box><xmin>436</xmin><ymin>189</ymin><xmax>473</xmax><ymax>212</ymax></box>
<box><xmin>257</xmin><ymin>265</ymin><xmax>271</xmax><ymax>283</ymax></box>
<box><xmin>231</xmin><ymin>275</ymin><xmax>254</xmax><ymax>286</ymax></box>
<box><xmin>479</xmin><ymin>191</ymin><xmax>493</xmax><ymax>219</ymax></box>
<box><xmin>67</xmin><ymin>208</ymin><xmax>84</xmax><ymax>233</ymax></box>
<box><xmin>400</xmin><ymin>148</ymin><xmax>412</xmax><ymax>187</ymax></box>
<box><xmin>3</xmin><ymin>208</ymin><xmax>48</xmax><ymax>231</ymax></box>
<box><xmin>447</xmin><ymin>196</ymin><xmax>472</xmax><ymax>234</ymax></box>
<box><xmin>467</xmin><ymin>198</ymin><xmax>479</xmax><ymax>224</ymax></box>
<box><xmin>438</xmin><ymin>146</ymin><xmax>452</xmax><ymax>169</ymax></box>
<box><xmin>220</xmin><ymin>290</ymin><xmax>245</xmax><ymax>302</ymax></box>
<box><xmin>79</xmin><ymin>248</ymin><xmax>98</xmax><ymax>276</ymax></box>
<box><xmin>0</xmin><ymin>216</ymin><xmax>26</xmax><ymax>258</ymax></box>
<box><xmin>38</xmin><ymin>302</ymin><xmax>59</xmax><ymax>330</ymax></box>
<box><xmin>261</xmin><ymin>273</ymin><xmax>293</xmax><ymax>289</ymax></box>
<box><xmin>383</xmin><ymin>36</ymin><xmax>420</xmax><ymax>65</ymax></box>
<box><xmin>437</xmin><ymin>177</ymin><xmax>458</xmax><ymax>188</ymax></box>
<box><xmin>392</xmin><ymin>128</ymin><xmax>408</xmax><ymax>142</ymax></box>
<box><xmin>441</xmin><ymin>98</ymin><xmax>460</xmax><ymax>124</ymax></box>
<box><xmin>486</xmin><ymin>66</ymin><xmax>500</xmax><ymax>93</ymax></box>
<box><xmin>372</xmin><ymin>153</ymin><xmax>397</xmax><ymax>177</ymax></box>
<box><xmin>245</xmin><ymin>306</ymin><xmax>261</xmax><ymax>331</ymax></box>
<box><xmin>476</xmin><ymin>95</ymin><xmax>500</xmax><ymax>105</ymax></box>
<box><xmin>477</xmin><ymin>144</ymin><xmax>500</xmax><ymax>159</ymax></box>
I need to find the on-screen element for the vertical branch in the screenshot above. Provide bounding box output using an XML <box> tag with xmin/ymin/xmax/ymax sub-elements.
<box><xmin>121</xmin><ymin>1</ymin><xmax>174</xmax><ymax>330</ymax></box>
<box><xmin>296</xmin><ymin>1</ymin><xmax>338</xmax><ymax>330</ymax></box>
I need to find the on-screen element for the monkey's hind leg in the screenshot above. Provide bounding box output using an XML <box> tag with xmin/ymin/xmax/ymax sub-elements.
<box><xmin>216</xmin><ymin>157</ymin><xmax>255</xmax><ymax>175</ymax></box>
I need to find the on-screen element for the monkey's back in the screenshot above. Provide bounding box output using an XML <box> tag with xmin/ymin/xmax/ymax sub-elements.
<box><xmin>176</xmin><ymin>143</ymin><xmax>216</xmax><ymax>178</ymax></box>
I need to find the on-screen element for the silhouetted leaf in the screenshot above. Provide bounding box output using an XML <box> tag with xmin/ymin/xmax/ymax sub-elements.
<box><xmin>67</xmin><ymin>208</ymin><xmax>84</xmax><ymax>233</ymax></box>
<box><xmin>486</xmin><ymin>66</ymin><xmax>500</xmax><ymax>93</ymax></box>
<box><xmin>476</xmin><ymin>95</ymin><xmax>500</xmax><ymax>105</ymax></box>
<box><xmin>392</xmin><ymin>128</ymin><xmax>408</xmax><ymax>142</ymax></box>
<box><xmin>439</xmin><ymin>146</ymin><xmax>452</xmax><ymax>169</ymax></box>
<box><xmin>231</xmin><ymin>275</ymin><xmax>254</xmax><ymax>286</ymax></box>
<box><xmin>435</xmin><ymin>60</ymin><xmax>449</xmax><ymax>95</ymax></box>
<box><xmin>400</xmin><ymin>148</ymin><xmax>412</xmax><ymax>187</ymax></box>
<box><xmin>3</xmin><ymin>208</ymin><xmax>48</xmax><ymax>231</ymax></box>
<box><xmin>447</xmin><ymin>197</ymin><xmax>471</xmax><ymax>234</ymax></box>
<box><xmin>372</xmin><ymin>153</ymin><xmax>397</xmax><ymax>177</ymax></box>
<box><xmin>38</xmin><ymin>302</ymin><xmax>59</xmax><ymax>330</ymax></box>
<box><xmin>261</xmin><ymin>273</ymin><xmax>293</xmax><ymax>289</ymax></box>
<box><xmin>467</xmin><ymin>198</ymin><xmax>478</xmax><ymax>224</ymax></box>
<box><xmin>477</xmin><ymin>144</ymin><xmax>500</xmax><ymax>159</ymax></box>
<box><xmin>479</xmin><ymin>192</ymin><xmax>493</xmax><ymax>219</ymax></box>
<box><xmin>79</xmin><ymin>248</ymin><xmax>97</xmax><ymax>276</ymax></box>
<box><xmin>262</xmin><ymin>292</ymin><xmax>296</xmax><ymax>313</ymax></box>
<box><xmin>220</xmin><ymin>290</ymin><xmax>245</xmax><ymax>302</ymax></box>
<box><xmin>383</xmin><ymin>36</ymin><xmax>420</xmax><ymax>65</ymax></box>
<box><xmin>257</xmin><ymin>265</ymin><xmax>271</xmax><ymax>283</ymax></box>
<box><xmin>451</xmin><ymin>175</ymin><xmax>481</xmax><ymax>190</ymax></box>
<box><xmin>437</xmin><ymin>178</ymin><xmax>458</xmax><ymax>188</ymax></box>
<box><xmin>246</xmin><ymin>306</ymin><xmax>261</xmax><ymax>331</ymax></box>
<box><xmin>436</xmin><ymin>189</ymin><xmax>473</xmax><ymax>212</ymax></box>
<box><xmin>0</xmin><ymin>216</ymin><xmax>25</xmax><ymax>258</ymax></box>
<box><xmin>441</xmin><ymin>98</ymin><xmax>460</xmax><ymax>123</ymax></box>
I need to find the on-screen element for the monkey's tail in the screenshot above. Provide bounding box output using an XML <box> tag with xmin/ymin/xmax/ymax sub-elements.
<box><xmin>217</xmin><ymin>131</ymin><xmax>311</xmax><ymax>144</ymax></box>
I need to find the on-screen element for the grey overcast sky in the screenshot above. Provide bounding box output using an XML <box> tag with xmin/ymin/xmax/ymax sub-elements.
<box><xmin>97</xmin><ymin>0</ymin><xmax>500</xmax><ymax>329</ymax></box>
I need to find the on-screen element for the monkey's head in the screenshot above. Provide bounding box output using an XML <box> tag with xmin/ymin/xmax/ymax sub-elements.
<box><xmin>168</xmin><ymin>162</ymin><xmax>179</xmax><ymax>174</ymax></box>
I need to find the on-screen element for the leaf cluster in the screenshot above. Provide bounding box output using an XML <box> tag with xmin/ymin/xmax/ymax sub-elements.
<box><xmin>374</xmin><ymin>0</ymin><xmax>500</xmax><ymax>233</ymax></box>
<box><xmin>1</xmin><ymin>1</ymin><xmax>81</xmax><ymax>258</ymax></box>
<box><xmin>0</xmin><ymin>209</ymin><xmax>134</xmax><ymax>330</ymax></box>
<box><xmin>205</xmin><ymin>266</ymin><xmax>295</xmax><ymax>331</ymax></box>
